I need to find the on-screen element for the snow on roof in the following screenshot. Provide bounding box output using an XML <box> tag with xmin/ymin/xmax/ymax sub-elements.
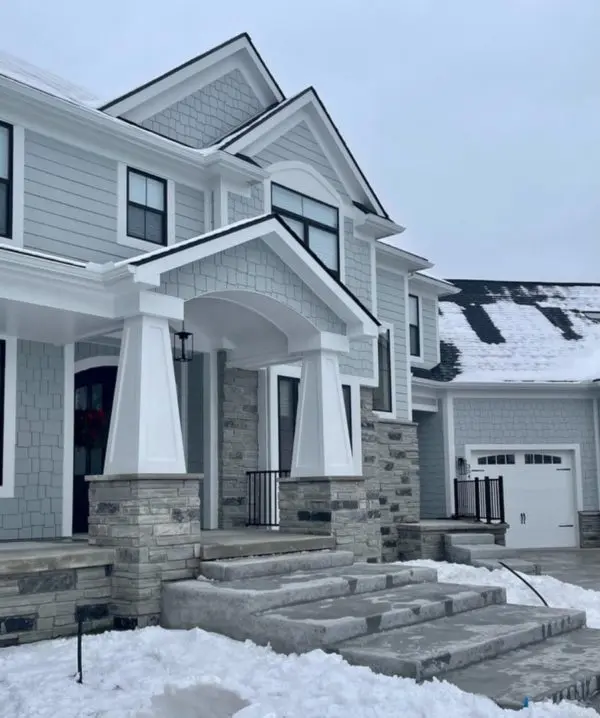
<box><xmin>436</xmin><ymin>280</ymin><xmax>600</xmax><ymax>383</ymax></box>
<box><xmin>0</xmin><ymin>50</ymin><xmax>100</xmax><ymax>107</ymax></box>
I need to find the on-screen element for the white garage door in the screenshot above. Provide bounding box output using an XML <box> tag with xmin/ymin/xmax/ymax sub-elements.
<box><xmin>470</xmin><ymin>449</ymin><xmax>577</xmax><ymax>549</ymax></box>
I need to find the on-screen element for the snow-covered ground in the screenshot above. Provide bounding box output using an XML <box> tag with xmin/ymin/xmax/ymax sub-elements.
<box><xmin>1</xmin><ymin>563</ymin><xmax>599</xmax><ymax>718</ymax></box>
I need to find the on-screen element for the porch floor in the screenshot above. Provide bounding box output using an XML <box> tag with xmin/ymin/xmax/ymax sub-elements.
<box><xmin>198</xmin><ymin>529</ymin><xmax>335</xmax><ymax>561</ymax></box>
<box><xmin>0</xmin><ymin>540</ymin><xmax>114</xmax><ymax>576</ymax></box>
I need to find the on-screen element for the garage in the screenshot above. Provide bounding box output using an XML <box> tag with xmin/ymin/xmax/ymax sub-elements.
<box><xmin>470</xmin><ymin>449</ymin><xmax>577</xmax><ymax>549</ymax></box>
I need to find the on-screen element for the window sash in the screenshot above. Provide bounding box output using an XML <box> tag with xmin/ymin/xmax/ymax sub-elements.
<box><xmin>0</xmin><ymin>339</ymin><xmax>5</xmax><ymax>485</ymax></box>
<box><xmin>409</xmin><ymin>295</ymin><xmax>421</xmax><ymax>357</ymax></box>
<box><xmin>127</xmin><ymin>168</ymin><xmax>167</xmax><ymax>244</ymax></box>
<box><xmin>0</xmin><ymin>122</ymin><xmax>12</xmax><ymax>239</ymax></box>
<box><xmin>373</xmin><ymin>329</ymin><xmax>392</xmax><ymax>413</ymax></box>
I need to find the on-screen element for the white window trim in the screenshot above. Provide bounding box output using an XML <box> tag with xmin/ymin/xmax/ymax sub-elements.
<box><xmin>373</xmin><ymin>321</ymin><xmax>396</xmax><ymax>419</ymax></box>
<box><xmin>264</xmin><ymin>364</ymin><xmax>363</xmax><ymax>476</ymax></box>
<box><xmin>117</xmin><ymin>162</ymin><xmax>175</xmax><ymax>251</ymax></box>
<box><xmin>408</xmin><ymin>293</ymin><xmax>424</xmax><ymax>363</ymax></box>
<box><xmin>0</xmin><ymin>336</ymin><xmax>17</xmax><ymax>498</ymax></box>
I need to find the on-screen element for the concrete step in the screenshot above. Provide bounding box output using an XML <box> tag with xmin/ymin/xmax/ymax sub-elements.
<box><xmin>161</xmin><ymin>563</ymin><xmax>438</xmax><ymax>636</ymax></box>
<box><xmin>444</xmin><ymin>533</ymin><xmax>496</xmax><ymax>547</ymax></box>
<box><xmin>199</xmin><ymin>533</ymin><xmax>335</xmax><ymax>561</ymax></box>
<box><xmin>442</xmin><ymin>626</ymin><xmax>600</xmax><ymax>709</ymax></box>
<box><xmin>200</xmin><ymin>550</ymin><xmax>355</xmax><ymax>581</ymax></box>
<box><xmin>333</xmin><ymin>604</ymin><xmax>586</xmax><ymax>681</ymax></box>
<box><xmin>255</xmin><ymin>582</ymin><xmax>506</xmax><ymax>653</ymax></box>
<box><xmin>472</xmin><ymin>558</ymin><xmax>542</xmax><ymax>575</ymax></box>
<box><xmin>447</xmin><ymin>544</ymin><xmax>521</xmax><ymax>563</ymax></box>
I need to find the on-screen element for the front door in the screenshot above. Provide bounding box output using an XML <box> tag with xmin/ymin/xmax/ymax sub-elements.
<box><xmin>73</xmin><ymin>367</ymin><xmax>117</xmax><ymax>534</ymax></box>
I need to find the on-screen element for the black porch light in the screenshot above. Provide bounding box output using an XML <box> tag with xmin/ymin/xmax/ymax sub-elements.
<box><xmin>173</xmin><ymin>322</ymin><xmax>194</xmax><ymax>362</ymax></box>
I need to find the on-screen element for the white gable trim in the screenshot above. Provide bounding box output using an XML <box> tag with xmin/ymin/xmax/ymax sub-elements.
<box><xmin>101</xmin><ymin>35</ymin><xmax>283</xmax><ymax>120</ymax></box>
<box><xmin>222</xmin><ymin>89</ymin><xmax>389</xmax><ymax>219</ymax></box>
<box><xmin>0</xmin><ymin>335</ymin><xmax>17</xmax><ymax>499</ymax></box>
<box><xmin>125</xmin><ymin>215</ymin><xmax>379</xmax><ymax>339</ymax></box>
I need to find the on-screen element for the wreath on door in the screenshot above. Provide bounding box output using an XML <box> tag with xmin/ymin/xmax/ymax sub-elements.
<box><xmin>74</xmin><ymin>408</ymin><xmax>109</xmax><ymax>449</ymax></box>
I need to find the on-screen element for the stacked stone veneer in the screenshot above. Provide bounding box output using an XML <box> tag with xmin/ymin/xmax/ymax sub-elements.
<box><xmin>0</xmin><ymin>554</ymin><xmax>113</xmax><ymax>646</ymax></box>
<box><xmin>87</xmin><ymin>474</ymin><xmax>202</xmax><ymax>628</ymax></box>
<box><xmin>579</xmin><ymin>511</ymin><xmax>600</xmax><ymax>548</ymax></box>
<box><xmin>396</xmin><ymin>523</ymin><xmax>507</xmax><ymax>562</ymax></box>
<box><xmin>219</xmin><ymin>366</ymin><xmax>259</xmax><ymax>528</ymax></box>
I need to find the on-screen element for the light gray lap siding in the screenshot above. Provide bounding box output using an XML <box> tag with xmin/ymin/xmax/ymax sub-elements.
<box><xmin>0</xmin><ymin>341</ymin><xmax>64</xmax><ymax>540</ymax></box>
<box><xmin>453</xmin><ymin>397</ymin><xmax>599</xmax><ymax>510</ymax></box>
<box><xmin>159</xmin><ymin>238</ymin><xmax>345</xmax><ymax>334</ymax></box>
<box><xmin>376</xmin><ymin>268</ymin><xmax>409</xmax><ymax>419</ymax></box>
<box><xmin>140</xmin><ymin>70</ymin><xmax>264</xmax><ymax>149</ymax></box>
<box><xmin>416</xmin><ymin>408</ymin><xmax>447</xmax><ymax>519</ymax></box>
<box><xmin>23</xmin><ymin>131</ymin><xmax>126</xmax><ymax>263</ymax></box>
<box><xmin>176</xmin><ymin>184</ymin><xmax>205</xmax><ymax>242</ymax></box>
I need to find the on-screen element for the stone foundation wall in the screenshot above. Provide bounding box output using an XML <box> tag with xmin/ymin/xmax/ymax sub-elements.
<box><xmin>397</xmin><ymin>522</ymin><xmax>507</xmax><ymax>561</ymax></box>
<box><xmin>219</xmin><ymin>366</ymin><xmax>259</xmax><ymax>528</ymax></box>
<box><xmin>579</xmin><ymin>511</ymin><xmax>600</xmax><ymax>548</ymax></box>
<box><xmin>0</xmin><ymin>554</ymin><xmax>113</xmax><ymax>647</ymax></box>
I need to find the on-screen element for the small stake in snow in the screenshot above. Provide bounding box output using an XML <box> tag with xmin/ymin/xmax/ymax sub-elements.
<box><xmin>76</xmin><ymin>618</ymin><xmax>83</xmax><ymax>684</ymax></box>
<box><xmin>523</xmin><ymin>697</ymin><xmax>529</xmax><ymax>707</ymax></box>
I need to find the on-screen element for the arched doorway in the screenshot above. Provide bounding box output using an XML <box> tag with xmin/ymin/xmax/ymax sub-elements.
<box><xmin>73</xmin><ymin>366</ymin><xmax>117</xmax><ymax>534</ymax></box>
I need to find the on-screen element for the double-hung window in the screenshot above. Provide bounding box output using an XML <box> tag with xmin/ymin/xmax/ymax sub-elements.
<box><xmin>373</xmin><ymin>328</ymin><xmax>393</xmax><ymax>413</ymax></box>
<box><xmin>127</xmin><ymin>168</ymin><xmax>167</xmax><ymax>245</ymax></box>
<box><xmin>271</xmin><ymin>183</ymin><xmax>339</xmax><ymax>278</ymax></box>
<box><xmin>409</xmin><ymin>294</ymin><xmax>421</xmax><ymax>358</ymax></box>
<box><xmin>0</xmin><ymin>122</ymin><xmax>12</xmax><ymax>239</ymax></box>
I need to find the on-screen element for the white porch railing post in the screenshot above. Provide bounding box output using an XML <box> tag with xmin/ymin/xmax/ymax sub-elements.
<box><xmin>104</xmin><ymin>313</ymin><xmax>186</xmax><ymax>475</ymax></box>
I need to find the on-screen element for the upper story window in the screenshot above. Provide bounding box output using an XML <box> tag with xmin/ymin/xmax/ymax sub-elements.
<box><xmin>373</xmin><ymin>328</ymin><xmax>393</xmax><ymax>413</ymax></box>
<box><xmin>127</xmin><ymin>168</ymin><xmax>167</xmax><ymax>245</ymax></box>
<box><xmin>0</xmin><ymin>123</ymin><xmax>12</xmax><ymax>239</ymax></box>
<box><xmin>409</xmin><ymin>294</ymin><xmax>421</xmax><ymax>358</ymax></box>
<box><xmin>271</xmin><ymin>183</ymin><xmax>339</xmax><ymax>277</ymax></box>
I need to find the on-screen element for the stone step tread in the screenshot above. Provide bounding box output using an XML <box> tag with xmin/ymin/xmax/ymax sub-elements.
<box><xmin>198</xmin><ymin>535</ymin><xmax>335</xmax><ymax>561</ymax></box>
<box><xmin>255</xmin><ymin>583</ymin><xmax>506</xmax><ymax>652</ymax></box>
<box><xmin>444</xmin><ymin>533</ymin><xmax>497</xmax><ymax>546</ymax></box>
<box><xmin>448</xmin><ymin>544</ymin><xmax>521</xmax><ymax>560</ymax></box>
<box><xmin>472</xmin><ymin>558</ymin><xmax>542</xmax><ymax>575</ymax></box>
<box><xmin>199</xmin><ymin>550</ymin><xmax>355</xmax><ymax>581</ymax></box>
<box><xmin>442</xmin><ymin>626</ymin><xmax>600</xmax><ymax>708</ymax></box>
<box><xmin>334</xmin><ymin>604</ymin><xmax>586</xmax><ymax>681</ymax></box>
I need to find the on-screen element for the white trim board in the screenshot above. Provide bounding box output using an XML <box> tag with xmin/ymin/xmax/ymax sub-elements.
<box><xmin>464</xmin><ymin>443</ymin><xmax>585</xmax><ymax>514</ymax></box>
<box><xmin>61</xmin><ymin>344</ymin><xmax>75</xmax><ymax>536</ymax></box>
<box><xmin>0</xmin><ymin>336</ymin><xmax>17</xmax><ymax>499</ymax></box>
<box><xmin>74</xmin><ymin>356</ymin><xmax>120</xmax><ymax>374</ymax></box>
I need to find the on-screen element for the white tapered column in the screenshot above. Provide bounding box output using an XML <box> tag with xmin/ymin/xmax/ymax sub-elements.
<box><xmin>104</xmin><ymin>314</ymin><xmax>186</xmax><ymax>475</ymax></box>
<box><xmin>290</xmin><ymin>349</ymin><xmax>355</xmax><ymax>477</ymax></box>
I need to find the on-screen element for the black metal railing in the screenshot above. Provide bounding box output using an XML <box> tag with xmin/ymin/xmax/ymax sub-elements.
<box><xmin>246</xmin><ymin>469</ymin><xmax>290</xmax><ymax>527</ymax></box>
<box><xmin>453</xmin><ymin>475</ymin><xmax>505</xmax><ymax>524</ymax></box>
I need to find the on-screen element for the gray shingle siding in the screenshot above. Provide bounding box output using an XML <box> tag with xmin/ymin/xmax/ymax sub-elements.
<box><xmin>228</xmin><ymin>184</ymin><xmax>264</xmax><ymax>223</ymax></box>
<box><xmin>416</xmin><ymin>408</ymin><xmax>447</xmax><ymax>519</ymax></box>
<box><xmin>420</xmin><ymin>296</ymin><xmax>438</xmax><ymax>367</ymax></box>
<box><xmin>340</xmin><ymin>218</ymin><xmax>374</xmax><ymax>378</ymax></box>
<box><xmin>159</xmin><ymin>238</ymin><xmax>345</xmax><ymax>334</ymax></box>
<box><xmin>175</xmin><ymin>184</ymin><xmax>205</xmax><ymax>242</ymax></box>
<box><xmin>74</xmin><ymin>342</ymin><xmax>120</xmax><ymax>363</ymax></box>
<box><xmin>454</xmin><ymin>397</ymin><xmax>599</xmax><ymax>511</ymax></box>
<box><xmin>255</xmin><ymin>121</ymin><xmax>350</xmax><ymax>203</ymax></box>
<box><xmin>23</xmin><ymin>131</ymin><xmax>125</xmax><ymax>263</ymax></box>
<box><xmin>140</xmin><ymin>69</ymin><xmax>264</xmax><ymax>149</ymax></box>
<box><xmin>0</xmin><ymin>341</ymin><xmax>64</xmax><ymax>540</ymax></box>
<box><xmin>376</xmin><ymin>268</ymin><xmax>409</xmax><ymax>419</ymax></box>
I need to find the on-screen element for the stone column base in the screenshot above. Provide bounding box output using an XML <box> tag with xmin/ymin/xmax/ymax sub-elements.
<box><xmin>579</xmin><ymin>511</ymin><xmax>600</xmax><ymax>548</ymax></box>
<box><xmin>278</xmin><ymin>476</ymin><xmax>381</xmax><ymax>562</ymax></box>
<box><xmin>87</xmin><ymin>473</ymin><xmax>202</xmax><ymax>628</ymax></box>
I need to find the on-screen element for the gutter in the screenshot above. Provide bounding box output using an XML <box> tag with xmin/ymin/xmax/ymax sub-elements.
<box><xmin>411</xmin><ymin>377</ymin><xmax>596</xmax><ymax>393</ymax></box>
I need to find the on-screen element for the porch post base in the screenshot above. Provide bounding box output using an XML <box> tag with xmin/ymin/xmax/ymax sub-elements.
<box><xmin>86</xmin><ymin>473</ymin><xmax>202</xmax><ymax>628</ymax></box>
<box><xmin>278</xmin><ymin>476</ymin><xmax>381</xmax><ymax>562</ymax></box>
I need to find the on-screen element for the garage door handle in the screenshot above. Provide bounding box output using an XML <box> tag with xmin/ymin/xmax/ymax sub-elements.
<box><xmin>559</xmin><ymin>524</ymin><xmax>574</xmax><ymax>528</ymax></box>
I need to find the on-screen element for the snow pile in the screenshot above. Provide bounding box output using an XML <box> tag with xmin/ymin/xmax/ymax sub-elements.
<box><xmin>2</xmin><ymin>563</ymin><xmax>600</xmax><ymax>717</ymax></box>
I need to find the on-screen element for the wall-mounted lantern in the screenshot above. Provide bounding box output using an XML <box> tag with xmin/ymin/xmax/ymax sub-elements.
<box><xmin>173</xmin><ymin>323</ymin><xmax>194</xmax><ymax>362</ymax></box>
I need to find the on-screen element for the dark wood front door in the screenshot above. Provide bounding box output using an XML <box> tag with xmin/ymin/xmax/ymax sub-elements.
<box><xmin>73</xmin><ymin>367</ymin><xmax>117</xmax><ymax>534</ymax></box>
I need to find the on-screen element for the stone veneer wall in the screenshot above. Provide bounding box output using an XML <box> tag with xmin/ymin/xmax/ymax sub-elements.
<box><xmin>396</xmin><ymin>522</ymin><xmax>507</xmax><ymax>561</ymax></box>
<box><xmin>0</xmin><ymin>554</ymin><xmax>114</xmax><ymax>646</ymax></box>
<box><xmin>218</xmin><ymin>365</ymin><xmax>259</xmax><ymax>528</ymax></box>
<box><xmin>579</xmin><ymin>511</ymin><xmax>600</xmax><ymax>548</ymax></box>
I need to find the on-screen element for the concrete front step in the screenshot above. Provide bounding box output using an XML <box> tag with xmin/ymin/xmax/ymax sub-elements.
<box><xmin>200</xmin><ymin>550</ymin><xmax>355</xmax><ymax>581</ymax></box>
<box><xmin>442</xmin><ymin>627</ymin><xmax>600</xmax><ymax>709</ymax></box>
<box><xmin>333</xmin><ymin>604</ymin><xmax>586</xmax><ymax>681</ymax></box>
<box><xmin>198</xmin><ymin>533</ymin><xmax>335</xmax><ymax>561</ymax></box>
<box><xmin>447</xmin><ymin>544</ymin><xmax>521</xmax><ymax>563</ymax></box>
<box><xmin>444</xmin><ymin>533</ymin><xmax>497</xmax><ymax>547</ymax></box>
<box><xmin>472</xmin><ymin>558</ymin><xmax>542</xmax><ymax>575</ymax></box>
<box><xmin>161</xmin><ymin>564</ymin><xmax>438</xmax><ymax>634</ymax></box>
<box><xmin>256</xmin><ymin>582</ymin><xmax>506</xmax><ymax>653</ymax></box>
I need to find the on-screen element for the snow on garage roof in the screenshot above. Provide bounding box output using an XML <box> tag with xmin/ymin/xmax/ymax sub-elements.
<box><xmin>0</xmin><ymin>50</ymin><xmax>100</xmax><ymax>107</ymax></box>
<box><xmin>432</xmin><ymin>280</ymin><xmax>600</xmax><ymax>383</ymax></box>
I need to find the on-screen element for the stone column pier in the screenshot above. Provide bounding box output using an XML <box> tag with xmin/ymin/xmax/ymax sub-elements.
<box><xmin>87</xmin><ymin>473</ymin><xmax>202</xmax><ymax>629</ymax></box>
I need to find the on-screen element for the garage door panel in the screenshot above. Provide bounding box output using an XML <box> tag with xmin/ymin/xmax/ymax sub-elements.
<box><xmin>471</xmin><ymin>449</ymin><xmax>577</xmax><ymax>550</ymax></box>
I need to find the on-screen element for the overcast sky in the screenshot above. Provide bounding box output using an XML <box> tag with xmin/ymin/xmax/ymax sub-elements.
<box><xmin>3</xmin><ymin>1</ymin><xmax>599</xmax><ymax>281</ymax></box>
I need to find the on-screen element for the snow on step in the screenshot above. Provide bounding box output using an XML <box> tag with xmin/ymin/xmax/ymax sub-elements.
<box><xmin>255</xmin><ymin>582</ymin><xmax>506</xmax><ymax>653</ymax></box>
<box><xmin>444</xmin><ymin>533</ymin><xmax>496</xmax><ymax>546</ymax></box>
<box><xmin>334</xmin><ymin>604</ymin><xmax>586</xmax><ymax>681</ymax></box>
<box><xmin>200</xmin><ymin>550</ymin><xmax>355</xmax><ymax>581</ymax></box>
<box><xmin>471</xmin><ymin>557</ymin><xmax>541</xmax><ymax>575</ymax></box>
<box><xmin>442</xmin><ymin>626</ymin><xmax>600</xmax><ymax>708</ymax></box>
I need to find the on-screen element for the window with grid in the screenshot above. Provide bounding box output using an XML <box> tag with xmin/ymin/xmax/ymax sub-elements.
<box><xmin>373</xmin><ymin>328</ymin><xmax>392</xmax><ymax>413</ymax></box>
<box><xmin>0</xmin><ymin>339</ymin><xmax>5</xmax><ymax>485</ymax></box>
<box><xmin>127</xmin><ymin>168</ymin><xmax>167</xmax><ymax>245</ymax></box>
<box><xmin>0</xmin><ymin>123</ymin><xmax>12</xmax><ymax>239</ymax></box>
<box><xmin>271</xmin><ymin>183</ymin><xmax>339</xmax><ymax>277</ymax></box>
<box><xmin>409</xmin><ymin>294</ymin><xmax>421</xmax><ymax>357</ymax></box>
